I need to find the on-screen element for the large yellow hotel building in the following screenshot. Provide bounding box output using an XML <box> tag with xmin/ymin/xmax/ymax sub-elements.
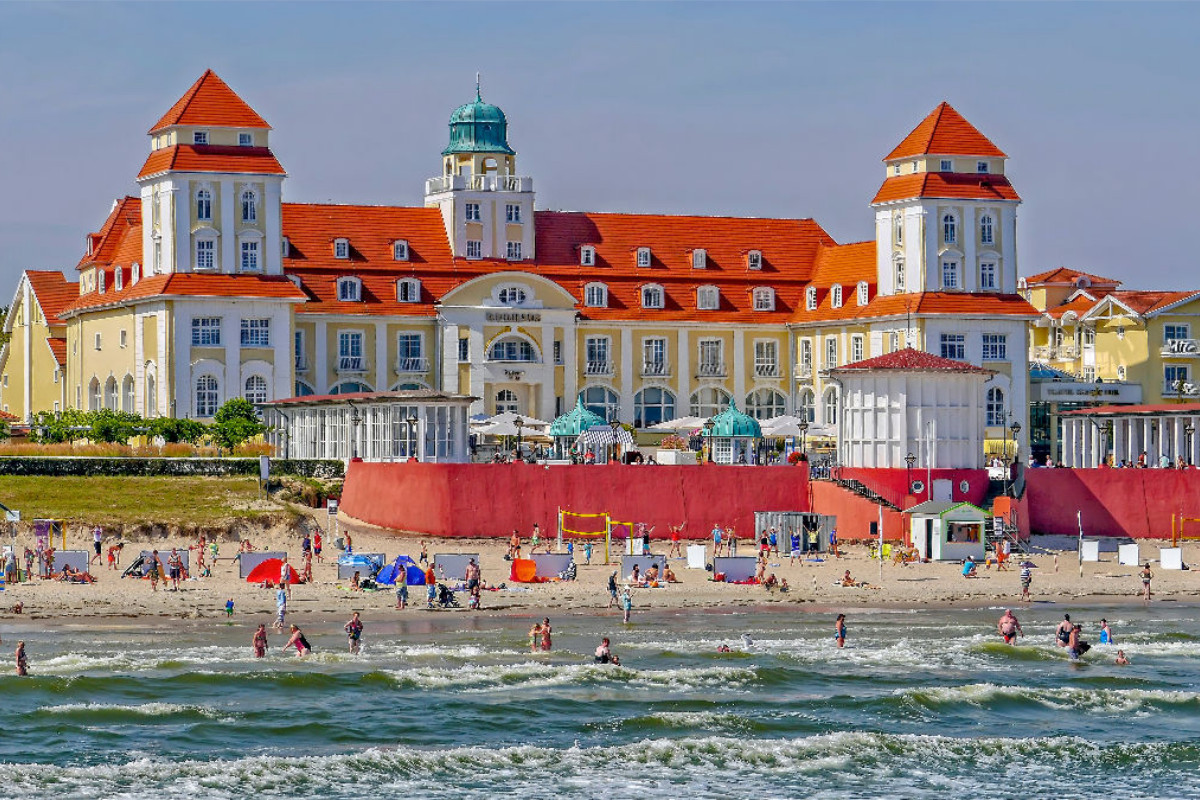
<box><xmin>0</xmin><ymin>71</ymin><xmax>1036</xmax><ymax>455</ymax></box>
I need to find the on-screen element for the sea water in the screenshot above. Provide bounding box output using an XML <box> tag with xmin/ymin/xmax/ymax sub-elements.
<box><xmin>4</xmin><ymin>603</ymin><xmax>1200</xmax><ymax>798</ymax></box>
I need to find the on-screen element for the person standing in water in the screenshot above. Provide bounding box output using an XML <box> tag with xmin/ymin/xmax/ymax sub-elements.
<box><xmin>528</xmin><ymin>620</ymin><xmax>543</xmax><ymax>653</ymax></box>
<box><xmin>621</xmin><ymin>586</ymin><xmax>633</xmax><ymax>623</ymax></box>
<box><xmin>15</xmin><ymin>640</ymin><xmax>28</xmax><ymax>675</ymax></box>
<box><xmin>834</xmin><ymin>614</ymin><xmax>847</xmax><ymax>648</ymax></box>
<box><xmin>1055</xmin><ymin>614</ymin><xmax>1073</xmax><ymax>648</ymax></box>
<box><xmin>595</xmin><ymin>637</ymin><xmax>613</xmax><ymax>663</ymax></box>
<box><xmin>540</xmin><ymin>618</ymin><xmax>552</xmax><ymax>651</ymax></box>
<box><xmin>286</xmin><ymin>624</ymin><xmax>312</xmax><ymax>656</ymax></box>
<box><xmin>1099</xmin><ymin>619</ymin><xmax>1114</xmax><ymax>645</ymax></box>
<box><xmin>252</xmin><ymin>624</ymin><xmax>269</xmax><ymax>658</ymax></box>
<box><xmin>344</xmin><ymin>611</ymin><xmax>364</xmax><ymax>654</ymax></box>
<box><xmin>997</xmin><ymin>609</ymin><xmax>1024</xmax><ymax>644</ymax></box>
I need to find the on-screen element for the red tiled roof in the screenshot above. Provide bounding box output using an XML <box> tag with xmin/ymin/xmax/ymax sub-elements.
<box><xmin>25</xmin><ymin>271</ymin><xmax>76</xmax><ymax>326</ymax></box>
<box><xmin>46</xmin><ymin>337</ymin><xmax>67</xmax><ymax>367</ymax></box>
<box><xmin>885</xmin><ymin>102</ymin><xmax>1006</xmax><ymax>160</ymax></box>
<box><xmin>77</xmin><ymin>197</ymin><xmax>141</xmax><ymax>271</ymax></box>
<box><xmin>1066</xmin><ymin>403</ymin><xmax>1200</xmax><ymax>417</ymax></box>
<box><xmin>1104</xmin><ymin>290</ymin><xmax>1200</xmax><ymax>317</ymax></box>
<box><xmin>150</xmin><ymin>69</ymin><xmax>270</xmax><ymax>133</ymax></box>
<box><xmin>872</xmin><ymin>172</ymin><xmax>1020</xmax><ymax>204</ymax></box>
<box><xmin>137</xmin><ymin>145</ymin><xmax>284</xmax><ymax>179</ymax></box>
<box><xmin>834</xmin><ymin>347</ymin><xmax>994</xmax><ymax>374</ymax></box>
<box><xmin>794</xmin><ymin>289</ymin><xmax>1039</xmax><ymax>324</ymax></box>
<box><xmin>1025</xmin><ymin>266</ymin><xmax>1121</xmax><ymax>286</ymax></box>
<box><xmin>1045</xmin><ymin>293</ymin><xmax>1100</xmax><ymax>319</ymax></box>
<box><xmin>61</xmin><ymin>274</ymin><xmax>306</xmax><ymax>316</ymax></box>
<box><xmin>812</xmin><ymin>241</ymin><xmax>876</xmax><ymax>286</ymax></box>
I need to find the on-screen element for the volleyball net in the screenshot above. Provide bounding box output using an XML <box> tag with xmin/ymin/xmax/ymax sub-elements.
<box><xmin>557</xmin><ymin>509</ymin><xmax>614</xmax><ymax>564</ymax></box>
<box><xmin>1171</xmin><ymin>514</ymin><xmax>1200</xmax><ymax>547</ymax></box>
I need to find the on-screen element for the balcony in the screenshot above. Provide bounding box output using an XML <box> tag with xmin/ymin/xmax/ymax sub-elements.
<box><xmin>396</xmin><ymin>356</ymin><xmax>430</xmax><ymax>373</ymax></box>
<box><xmin>754</xmin><ymin>363</ymin><xmax>780</xmax><ymax>378</ymax></box>
<box><xmin>585</xmin><ymin>360</ymin><xmax>614</xmax><ymax>376</ymax></box>
<box><xmin>697</xmin><ymin>361</ymin><xmax>726</xmax><ymax>378</ymax></box>
<box><xmin>1164</xmin><ymin>380</ymin><xmax>1200</xmax><ymax>397</ymax></box>
<box><xmin>1033</xmin><ymin>345</ymin><xmax>1078</xmax><ymax>361</ymax></box>
<box><xmin>820</xmin><ymin>360</ymin><xmax>838</xmax><ymax>373</ymax></box>
<box><xmin>1162</xmin><ymin>339</ymin><xmax>1200</xmax><ymax>358</ymax></box>
<box><xmin>641</xmin><ymin>361</ymin><xmax>670</xmax><ymax>378</ymax></box>
<box><xmin>794</xmin><ymin>364</ymin><xmax>813</xmax><ymax>381</ymax></box>
<box><xmin>424</xmin><ymin>174</ymin><xmax>535</xmax><ymax>195</ymax></box>
<box><xmin>337</xmin><ymin>355</ymin><xmax>367</xmax><ymax>373</ymax></box>
<box><xmin>294</xmin><ymin>355</ymin><xmax>309</xmax><ymax>372</ymax></box>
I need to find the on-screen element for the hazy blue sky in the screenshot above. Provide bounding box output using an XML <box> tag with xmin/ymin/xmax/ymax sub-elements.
<box><xmin>1</xmin><ymin>2</ymin><xmax>1198</xmax><ymax>293</ymax></box>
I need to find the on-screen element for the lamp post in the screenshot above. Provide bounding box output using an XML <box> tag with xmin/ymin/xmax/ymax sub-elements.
<box><xmin>704</xmin><ymin>419</ymin><xmax>715</xmax><ymax>463</ymax></box>
<box><xmin>799</xmin><ymin>419</ymin><xmax>809</xmax><ymax>458</ymax></box>
<box><xmin>1009</xmin><ymin>420</ymin><xmax>1022</xmax><ymax>484</ymax></box>
<box><xmin>905</xmin><ymin>452</ymin><xmax>916</xmax><ymax>496</ymax></box>
<box><xmin>347</xmin><ymin>402</ymin><xmax>361</xmax><ymax>460</ymax></box>
<box><xmin>407</xmin><ymin>411</ymin><xmax>419</xmax><ymax>461</ymax></box>
<box><xmin>514</xmin><ymin>416</ymin><xmax>524</xmax><ymax>461</ymax></box>
<box><xmin>1186</xmin><ymin>422</ymin><xmax>1195</xmax><ymax>466</ymax></box>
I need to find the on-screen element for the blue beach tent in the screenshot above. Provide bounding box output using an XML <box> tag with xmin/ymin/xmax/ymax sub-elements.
<box><xmin>376</xmin><ymin>555</ymin><xmax>425</xmax><ymax>586</ymax></box>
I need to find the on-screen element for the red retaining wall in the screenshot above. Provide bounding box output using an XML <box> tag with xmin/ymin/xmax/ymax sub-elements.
<box><xmin>810</xmin><ymin>481</ymin><xmax>906</xmax><ymax>542</ymax></box>
<box><xmin>339</xmin><ymin>460</ymin><xmax>811</xmax><ymax>539</ymax></box>
<box><xmin>1018</xmin><ymin>469</ymin><xmax>1200</xmax><ymax>539</ymax></box>
<box><xmin>836</xmin><ymin>467</ymin><xmax>991</xmax><ymax>510</ymax></box>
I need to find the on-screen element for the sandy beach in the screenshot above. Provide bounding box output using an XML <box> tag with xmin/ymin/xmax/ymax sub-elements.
<box><xmin>2</xmin><ymin>514</ymin><xmax>1194</xmax><ymax>622</ymax></box>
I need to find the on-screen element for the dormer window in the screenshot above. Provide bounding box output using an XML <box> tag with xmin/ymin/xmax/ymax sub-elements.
<box><xmin>334</xmin><ymin>238</ymin><xmax>350</xmax><ymax>259</ymax></box>
<box><xmin>114</xmin><ymin>268</ymin><xmax>123</xmax><ymax>292</ymax></box>
<box><xmin>641</xmin><ymin>284</ymin><xmax>664</xmax><ymax>309</ymax></box>
<box><xmin>977</xmin><ymin>161</ymin><xmax>990</xmax><ymax>174</ymax></box>
<box><xmin>397</xmin><ymin>278</ymin><xmax>421</xmax><ymax>303</ymax></box>
<box><xmin>857</xmin><ymin>281</ymin><xmax>869</xmax><ymax>306</ymax></box>
<box><xmin>131</xmin><ymin>262</ymin><xmax>140</xmax><ymax>285</ymax></box>
<box><xmin>637</xmin><ymin>247</ymin><xmax>651</xmax><ymax>268</ymax></box>
<box><xmin>281</xmin><ymin>237</ymin><xmax>290</xmax><ymax>258</ymax></box>
<box><xmin>193</xmin><ymin>131</ymin><xmax>208</xmax><ymax>145</ymax></box>
<box><xmin>584</xmin><ymin>282</ymin><xmax>608</xmax><ymax>307</ymax></box>
<box><xmin>893</xmin><ymin>164</ymin><xmax>901</xmax><ymax>176</ymax></box>
<box><xmin>940</xmin><ymin>159</ymin><xmax>953</xmax><ymax>172</ymax></box>
<box><xmin>747</xmin><ymin>250</ymin><xmax>762</xmax><ymax>270</ymax></box>
<box><xmin>239</xmin><ymin>132</ymin><xmax>253</xmax><ymax>147</ymax></box>
<box><xmin>241</xmin><ymin>190</ymin><xmax>257</xmax><ymax>223</ymax></box>
<box><xmin>696</xmin><ymin>285</ymin><xmax>719</xmax><ymax>310</ymax></box>
<box><xmin>752</xmin><ymin>287</ymin><xmax>775</xmax><ymax>311</ymax></box>
<box><xmin>831</xmin><ymin>284</ymin><xmax>843</xmax><ymax>308</ymax></box>
<box><xmin>393</xmin><ymin>240</ymin><xmax>409</xmax><ymax>261</ymax></box>
<box><xmin>692</xmin><ymin>249</ymin><xmax>707</xmax><ymax>269</ymax></box>
<box><xmin>337</xmin><ymin>277</ymin><xmax>361</xmax><ymax>302</ymax></box>
<box><xmin>97</xmin><ymin>269</ymin><xmax>106</xmax><ymax>294</ymax></box>
<box><xmin>805</xmin><ymin>286</ymin><xmax>817</xmax><ymax>311</ymax></box>
<box><xmin>580</xmin><ymin>246</ymin><xmax>596</xmax><ymax>267</ymax></box>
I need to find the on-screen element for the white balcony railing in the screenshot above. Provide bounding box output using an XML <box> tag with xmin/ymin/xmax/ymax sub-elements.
<box><xmin>1164</xmin><ymin>380</ymin><xmax>1200</xmax><ymax>397</ymax></box>
<box><xmin>338</xmin><ymin>355</ymin><xmax>367</xmax><ymax>373</ymax></box>
<box><xmin>585</xmin><ymin>360</ymin><xmax>614</xmax><ymax>376</ymax></box>
<box><xmin>294</xmin><ymin>355</ymin><xmax>309</xmax><ymax>371</ymax></box>
<box><xmin>641</xmin><ymin>361</ymin><xmax>670</xmax><ymax>377</ymax></box>
<box><xmin>396</xmin><ymin>356</ymin><xmax>430</xmax><ymax>373</ymax></box>
<box><xmin>1162</xmin><ymin>339</ymin><xmax>1200</xmax><ymax>357</ymax></box>
<box><xmin>754</xmin><ymin>363</ymin><xmax>780</xmax><ymax>378</ymax></box>
<box><xmin>1054</xmin><ymin>345</ymin><xmax>1078</xmax><ymax>359</ymax></box>
<box><xmin>424</xmin><ymin>174</ymin><xmax>535</xmax><ymax>195</ymax></box>
<box><xmin>698</xmin><ymin>362</ymin><xmax>726</xmax><ymax>377</ymax></box>
<box><xmin>795</xmin><ymin>363</ymin><xmax>813</xmax><ymax>380</ymax></box>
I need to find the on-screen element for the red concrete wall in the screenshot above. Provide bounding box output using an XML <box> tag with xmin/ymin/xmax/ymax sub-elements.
<box><xmin>810</xmin><ymin>481</ymin><xmax>906</xmax><ymax>542</ymax></box>
<box><xmin>339</xmin><ymin>461</ymin><xmax>812</xmax><ymax>539</ymax></box>
<box><xmin>837</xmin><ymin>467</ymin><xmax>991</xmax><ymax>510</ymax></box>
<box><xmin>1018</xmin><ymin>469</ymin><xmax>1200</xmax><ymax>539</ymax></box>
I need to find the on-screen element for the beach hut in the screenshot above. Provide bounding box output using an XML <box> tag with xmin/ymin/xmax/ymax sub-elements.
<box><xmin>550</xmin><ymin>396</ymin><xmax>610</xmax><ymax>461</ymax></box>
<box><xmin>904</xmin><ymin>501</ymin><xmax>989</xmax><ymax>561</ymax></box>
<box><xmin>700</xmin><ymin>400</ymin><xmax>762</xmax><ymax>464</ymax></box>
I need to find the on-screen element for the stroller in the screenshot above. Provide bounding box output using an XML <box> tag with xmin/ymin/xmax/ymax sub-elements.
<box><xmin>437</xmin><ymin>583</ymin><xmax>460</xmax><ymax>608</ymax></box>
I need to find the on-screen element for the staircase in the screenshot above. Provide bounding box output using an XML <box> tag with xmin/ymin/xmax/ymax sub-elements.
<box><xmin>815</xmin><ymin>475</ymin><xmax>901</xmax><ymax>511</ymax></box>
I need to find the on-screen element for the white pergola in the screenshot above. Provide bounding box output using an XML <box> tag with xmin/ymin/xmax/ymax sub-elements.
<box><xmin>1061</xmin><ymin>403</ymin><xmax>1200</xmax><ymax>468</ymax></box>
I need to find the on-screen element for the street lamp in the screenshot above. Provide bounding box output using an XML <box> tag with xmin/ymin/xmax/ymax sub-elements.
<box><xmin>905</xmin><ymin>452</ymin><xmax>916</xmax><ymax>495</ymax></box>
<box><xmin>348</xmin><ymin>403</ymin><xmax>361</xmax><ymax>460</ymax></box>
<box><xmin>1009</xmin><ymin>420</ymin><xmax>1022</xmax><ymax>479</ymax></box>
<box><xmin>407</xmin><ymin>411</ymin><xmax>419</xmax><ymax>461</ymax></box>
<box><xmin>704</xmin><ymin>418</ymin><xmax>715</xmax><ymax>463</ymax></box>
<box><xmin>514</xmin><ymin>416</ymin><xmax>524</xmax><ymax>461</ymax></box>
<box><xmin>799</xmin><ymin>419</ymin><xmax>809</xmax><ymax>457</ymax></box>
<box><xmin>1186</xmin><ymin>422</ymin><xmax>1195</xmax><ymax>466</ymax></box>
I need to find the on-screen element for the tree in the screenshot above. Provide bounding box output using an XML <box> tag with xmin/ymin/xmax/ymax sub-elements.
<box><xmin>87</xmin><ymin>409</ymin><xmax>143</xmax><ymax>443</ymax></box>
<box><xmin>147</xmin><ymin>416</ymin><xmax>208</xmax><ymax>444</ymax></box>
<box><xmin>210</xmin><ymin>398</ymin><xmax>266</xmax><ymax>450</ymax></box>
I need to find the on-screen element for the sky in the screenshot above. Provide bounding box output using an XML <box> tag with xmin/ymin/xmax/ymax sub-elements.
<box><xmin>1</xmin><ymin>1</ymin><xmax>1198</xmax><ymax>294</ymax></box>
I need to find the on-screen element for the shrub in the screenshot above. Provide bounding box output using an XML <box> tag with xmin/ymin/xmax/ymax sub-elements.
<box><xmin>211</xmin><ymin>398</ymin><xmax>266</xmax><ymax>450</ymax></box>
<box><xmin>148</xmin><ymin>416</ymin><xmax>208</xmax><ymax>444</ymax></box>
<box><xmin>0</xmin><ymin>456</ymin><xmax>344</xmax><ymax>478</ymax></box>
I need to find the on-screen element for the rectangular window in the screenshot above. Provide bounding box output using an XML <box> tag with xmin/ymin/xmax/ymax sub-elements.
<box><xmin>1165</xmin><ymin>324</ymin><xmax>1191</xmax><ymax>342</ymax></box>
<box><xmin>195</xmin><ymin>239</ymin><xmax>215</xmax><ymax>271</ymax></box>
<box><xmin>120</xmin><ymin>330</ymin><xmax>127</xmax><ymax>348</ymax></box>
<box><xmin>641</xmin><ymin>285</ymin><xmax>663</xmax><ymax>308</ymax></box>
<box><xmin>979</xmin><ymin>261</ymin><xmax>997</xmax><ymax>290</ymax></box>
<box><xmin>239</xmin><ymin>132</ymin><xmax>253</xmax><ymax>147</ymax></box>
<box><xmin>982</xmin><ymin>333</ymin><xmax>1007</xmax><ymax>361</ymax></box>
<box><xmin>699</xmin><ymin>339</ymin><xmax>723</xmax><ymax>376</ymax></box>
<box><xmin>282</xmin><ymin>237</ymin><xmax>290</xmax><ymax>258</ymax></box>
<box><xmin>240</xmin><ymin>240</ymin><xmax>260</xmax><ymax>272</ymax></box>
<box><xmin>692</xmin><ymin>249</ymin><xmax>707</xmax><ymax>269</ymax></box>
<box><xmin>940</xmin><ymin>159</ymin><xmax>953</xmax><ymax>172</ymax></box>
<box><xmin>851</xmin><ymin>335</ymin><xmax>864</xmax><ymax>363</ymax></box>
<box><xmin>1166</xmin><ymin>364</ymin><xmax>1191</xmax><ymax>392</ymax></box>
<box><xmin>825</xmin><ymin>337</ymin><xmax>837</xmax><ymax>369</ymax></box>
<box><xmin>800</xmin><ymin>339</ymin><xmax>812</xmax><ymax>368</ymax></box>
<box><xmin>585</xmin><ymin>284</ymin><xmax>607</xmax><ymax>307</ymax></box>
<box><xmin>637</xmin><ymin>247</ymin><xmax>651</xmax><ymax>267</ymax></box>
<box><xmin>393</xmin><ymin>240</ymin><xmax>409</xmax><ymax>261</ymax></box>
<box><xmin>553</xmin><ymin>341</ymin><xmax>562</xmax><ymax>365</ymax></box>
<box><xmin>697</xmin><ymin>286</ymin><xmax>719</xmax><ymax>310</ymax></box>
<box><xmin>505</xmin><ymin>204</ymin><xmax>522</xmax><ymax>223</ymax></box>
<box><xmin>940</xmin><ymin>333</ymin><xmax>966</xmax><ymax>361</ymax></box>
<box><xmin>942</xmin><ymin>261</ymin><xmax>959</xmax><ymax>289</ymax></box>
<box><xmin>338</xmin><ymin>331</ymin><xmax>364</xmax><ymax>370</ymax></box>
<box><xmin>191</xmin><ymin>317</ymin><xmax>222</xmax><ymax>347</ymax></box>
<box><xmin>643</xmin><ymin>337</ymin><xmax>667</xmax><ymax>375</ymax></box>
<box><xmin>977</xmin><ymin>161</ymin><xmax>990</xmax><ymax>173</ymax></box>
<box><xmin>240</xmin><ymin>318</ymin><xmax>271</xmax><ymax>348</ymax></box>
<box><xmin>754</xmin><ymin>340</ymin><xmax>778</xmax><ymax>377</ymax></box>
<box><xmin>465</xmin><ymin>203</ymin><xmax>481</xmax><ymax>221</ymax></box>
<box><xmin>506</xmin><ymin>241</ymin><xmax>522</xmax><ymax>260</ymax></box>
<box><xmin>193</xmin><ymin>131</ymin><xmax>208</xmax><ymax>145</ymax></box>
<box><xmin>294</xmin><ymin>330</ymin><xmax>306</xmax><ymax>368</ymax></box>
<box><xmin>334</xmin><ymin>240</ymin><xmax>349</xmax><ymax>259</ymax></box>
<box><xmin>889</xmin><ymin>331</ymin><xmax>900</xmax><ymax>353</ymax></box>
<box><xmin>580</xmin><ymin>246</ymin><xmax>595</xmax><ymax>266</ymax></box>
<box><xmin>466</xmin><ymin>240</ymin><xmax>482</xmax><ymax>259</ymax></box>
<box><xmin>397</xmin><ymin>333</ymin><xmax>423</xmax><ymax>371</ymax></box>
<box><xmin>585</xmin><ymin>337</ymin><xmax>611</xmax><ymax>374</ymax></box>
<box><xmin>458</xmin><ymin>338</ymin><xmax>470</xmax><ymax>362</ymax></box>
<box><xmin>893</xmin><ymin>164</ymin><xmax>901</xmax><ymax>176</ymax></box>
<box><xmin>747</xmin><ymin>250</ymin><xmax>762</xmax><ymax>270</ymax></box>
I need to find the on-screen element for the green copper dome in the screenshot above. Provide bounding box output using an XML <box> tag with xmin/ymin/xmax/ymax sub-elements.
<box><xmin>442</xmin><ymin>86</ymin><xmax>515</xmax><ymax>156</ymax></box>
<box><xmin>550</xmin><ymin>396</ymin><xmax>609</xmax><ymax>437</ymax></box>
<box><xmin>701</xmin><ymin>400</ymin><xmax>762</xmax><ymax>438</ymax></box>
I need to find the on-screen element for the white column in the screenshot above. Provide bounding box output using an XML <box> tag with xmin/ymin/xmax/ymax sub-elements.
<box><xmin>468</xmin><ymin>326</ymin><xmax>485</xmax><ymax>417</ymax></box>
<box><xmin>157</xmin><ymin>312</ymin><xmax>169</xmax><ymax>416</ymax></box>
<box><xmin>219</xmin><ymin>181</ymin><xmax>236</xmax><ymax>274</ymax></box>
<box><xmin>1113</xmin><ymin>418</ymin><xmax>1126</xmax><ymax>466</ymax></box>
<box><xmin>263</xmin><ymin>180</ymin><xmax>282</xmax><ymax>275</ymax></box>
<box><xmin>677</xmin><ymin>329</ymin><xmax>690</xmax><ymax>417</ymax></box>
<box><xmin>563</xmin><ymin>327</ymin><xmax>578</xmax><ymax>410</ymax></box>
<box><xmin>441</xmin><ymin>324</ymin><xmax>459</xmax><ymax>393</ymax></box>
<box><xmin>540</xmin><ymin>323</ymin><xmax>556</xmax><ymax>420</ymax></box>
<box><xmin>1091</xmin><ymin>423</ymin><xmax>1102</xmax><ymax>467</ymax></box>
<box><xmin>224</xmin><ymin>311</ymin><xmax>240</xmax><ymax>404</ymax></box>
<box><xmin>1174</xmin><ymin>417</ymin><xmax>1185</xmax><ymax>465</ymax></box>
<box><xmin>170</xmin><ymin>182</ymin><xmax>188</xmax><ymax>273</ymax></box>
<box><xmin>732</xmin><ymin>329</ymin><xmax>746</xmax><ymax>405</ymax></box>
<box><xmin>314</xmin><ymin>320</ymin><xmax>328</xmax><ymax>395</ymax></box>
<box><xmin>963</xmin><ymin>207</ymin><xmax>978</xmax><ymax>292</ymax></box>
<box><xmin>619</xmin><ymin>328</ymin><xmax>634</xmax><ymax>421</ymax></box>
<box><xmin>375</xmin><ymin>321</ymin><xmax>388</xmax><ymax>392</ymax></box>
<box><xmin>1143</xmin><ymin>418</ymin><xmax>1154</xmax><ymax>465</ymax></box>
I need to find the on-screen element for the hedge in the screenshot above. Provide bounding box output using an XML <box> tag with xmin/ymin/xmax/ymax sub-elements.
<box><xmin>0</xmin><ymin>457</ymin><xmax>345</xmax><ymax>479</ymax></box>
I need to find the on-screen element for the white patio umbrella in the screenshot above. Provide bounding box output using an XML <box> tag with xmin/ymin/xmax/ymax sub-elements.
<box><xmin>475</xmin><ymin>419</ymin><xmax>551</xmax><ymax>440</ymax></box>
<box><xmin>647</xmin><ymin>416</ymin><xmax>708</xmax><ymax>433</ymax></box>
<box><xmin>475</xmin><ymin>411</ymin><xmax>551</xmax><ymax>430</ymax></box>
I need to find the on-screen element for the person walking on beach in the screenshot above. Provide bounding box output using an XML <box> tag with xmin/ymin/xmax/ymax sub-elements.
<box><xmin>607</xmin><ymin>570</ymin><xmax>619</xmax><ymax>608</ymax></box>
<box><xmin>286</xmin><ymin>624</ymin><xmax>312</xmax><ymax>657</ymax></box>
<box><xmin>252</xmin><ymin>624</ymin><xmax>269</xmax><ymax>658</ymax></box>
<box><xmin>90</xmin><ymin>526</ymin><xmax>103</xmax><ymax>566</ymax></box>
<box><xmin>344</xmin><ymin>611</ymin><xmax>364</xmax><ymax>654</ymax></box>
<box><xmin>621</xmin><ymin>586</ymin><xmax>633</xmax><ymax>623</ymax></box>
<box><xmin>425</xmin><ymin>564</ymin><xmax>437</xmax><ymax>608</ymax></box>
<box><xmin>396</xmin><ymin>577</ymin><xmax>409</xmax><ymax>609</ymax></box>
<box><xmin>1141</xmin><ymin>562</ymin><xmax>1153</xmax><ymax>600</ymax></box>
<box><xmin>313</xmin><ymin>530</ymin><xmax>323</xmax><ymax>563</ymax></box>
<box><xmin>167</xmin><ymin>548</ymin><xmax>183</xmax><ymax>591</ymax></box>
<box><xmin>147</xmin><ymin>550</ymin><xmax>163</xmax><ymax>591</ymax></box>
<box><xmin>834</xmin><ymin>614</ymin><xmax>847</xmax><ymax>648</ymax></box>
<box><xmin>274</xmin><ymin>583</ymin><xmax>287</xmax><ymax>630</ymax></box>
<box><xmin>1019</xmin><ymin>563</ymin><xmax>1033</xmax><ymax>601</ymax></box>
<box><xmin>712</xmin><ymin>524</ymin><xmax>723</xmax><ymax>558</ymax></box>
<box><xmin>584</xmin><ymin>540</ymin><xmax>593</xmax><ymax>566</ymax></box>
<box><xmin>15</xmin><ymin>640</ymin><xmax>28</xmax><ymax>675</ymax></box>
<box><xmin>997</xmin><ymin>609</ymin><xmax>1024</xmax><ymax>644</ymax></box>
<box><xmin>465</xmin><ymin>559</ymin><xmax>481</xmax><ymax>596</ymax></box>
<box><xmin>531</xmin><ymin>524</ymin><xmax>541</xmax><ymax>555</ymax></box>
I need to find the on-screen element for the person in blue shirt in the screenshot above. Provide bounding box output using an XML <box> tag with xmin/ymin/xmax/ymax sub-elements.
<box><xmin>962</xmin><ymin>556</ymin><xmax>979</xmax><ymax>577</ymax></box>
<box><xmin>789</xmin><ymin>531</ymin><xmax>801</xmax><ymax>564</ymax></box>
<box><xmin>1099</xmin><ymin>618</ymin><xmax>1114</xmax><ymax>644</ymax></box>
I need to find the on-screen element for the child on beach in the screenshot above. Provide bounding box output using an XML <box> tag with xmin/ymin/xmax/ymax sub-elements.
<box><xmin>344</xmin><ymin>611</ymin><xmax>364</xmax><ymax>654</ymax></box>
<box><xmin>584</xmin><ymin>541</ymin><xmax>593</xmax><ymax>565</ymax></box>
<box><xmin>529</xmin><ymin>621</ymin><xmax>543</xmax><ymax>652</ymax></box>
<box><xmin>225</xmin><ymin>598</ymin><xmax>234</xmax><ymax>618</ymax></box>
<box><xmin>621</xmin><ymin>586</ymin><xmax>633</xmax><ymax>623</ymax></box>
<box><xmin>396</xmin><ymin>580</ymin><xmax>408</xmax><ymax>609</ymax></box>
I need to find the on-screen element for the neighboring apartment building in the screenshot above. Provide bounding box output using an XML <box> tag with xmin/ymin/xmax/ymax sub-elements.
<box><xmin>0</xmin><ymin>72</ymin><xmax>1035</xmax><ymax>466</ymax></box>
<box><xmin>0</xmin><ymin>271</ymin><xmax>74</xmax><ymax>418</ymax></box>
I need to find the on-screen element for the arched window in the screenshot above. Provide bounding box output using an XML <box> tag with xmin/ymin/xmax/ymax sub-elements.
<box><xmin>122</xmin><ymin>375</ymin><xmax>135</xmax><ymax>413</ymax></box>
<box><xmin>980</xmin><ymin>213</ymin><xmax>994</xmax><ymax>245</ymax></box>
<box><xmin>104</xmin><ymin>376</ymin><xmax>118</xmax><ymax>411</ymax></box>
<box><xmin>641</xmin><ymin>284</ymin><xmax>664</xmax><ymax>309</ymax></box>
<box><xmin>634</xmin><ymin>387</ymin><xmax>675</xmax><ymax>428</ymax></box>
<box><xmin>241</xmin><ymin>190</ymin><xmax>257</xmax><ymax>223</ymax></box>
<box><xmin>805</xmin><ymin>286</ymin><xmax>817</xmax><ymax>311</ymax></box>
<box><xmin>798</xmin><ymin>388</ymin><xmax>815</xmax><ymax>423</ymax></box>
<box><xmin>244</xmin><ymin>375</ymin><xmax>268</xmax><ymax>405</ymax></box>
<box><xmin>986</xmin><ymin>386</ymin><xmax>1005</xmax><ymax>427</ymax></box>
<box><xmin>823</xmin><ymin>388</ymin><xmax>839</xmax><ymax>426</ymax></box>
<box><xmin>330</xmin><ymin>381</ymin><xmax>372</xmax><ymax>395</ymax></box>
<box><xmin>745</xmin><ymin>388</ymin><xmax>786</xmax><ymax>420</ymax></box>
<box><xmin>495</xmin><ymin>389</ymin><xmax>519</xmax><ymax>414</ymax></box>
<box><xmin>88</xmin><ymin>377</ymin><xmax>101</xmax><ymax>411</ymax></box>
<box><xmin>496</xmin><ymin>285</ymin><xmax>528</xmax><ymax>306</ymax></box>
<box><xmin>488</xmin><ymin>336</ymin><xmax>538</xmax><ymax>362</ymax></box>
<box><xmin>195</xmin><ymin>375</ymin><xmax>219</xmax><ymax>417</ymax></box>
<box><xmin>146</xmin><ymin>373</ymin><xmax>157</xmax><ymax>416</ymax></box>
<box><xmin>942</xmin><ymin>213</ymin><xmax>957</xmax><ymax>245</ymax></box>
<box><xmin>196</xmin><ymin>189</ymin><xmax>212</xmax><ymax>221</ymax></box>
<box><xmin>690</xmin><ymin>386</ymin><xmax>731</xmax><ymax>419</ymax></box>
<box><xmin>581</xmin><ymin>386</ymin><xmax>620</xmax><ymax>421</ymax></box>
<box><xmin>294</xmin><ymin>380</ymin><xmax>315</xmax><ymax>397</ymax></box>
<box><xmin>831</xmin><ymin>284</ymin><xmax>843</xmax><ymax>308</ymax></box>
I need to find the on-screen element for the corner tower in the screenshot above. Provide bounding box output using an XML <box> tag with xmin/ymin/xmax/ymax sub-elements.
<box><xmin>871</xmin><ymin>102</ymin><xmax>1020</xmax><ymax>297</ymax></box>
<box><xmin>425</xmin><ymin>79</ymin><xmax>535</xmax><ymax>262</ymax></box>
<box><xmin>137</xmin><ymin>70</ymin><xmax>286</xmax><ymax>277</ymax></box>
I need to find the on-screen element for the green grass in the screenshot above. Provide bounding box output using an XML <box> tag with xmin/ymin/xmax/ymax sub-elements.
<box><xmin>0</xmin><ymin>475</ymin><xmax>286</xmax><ymax>527</ymax></box>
